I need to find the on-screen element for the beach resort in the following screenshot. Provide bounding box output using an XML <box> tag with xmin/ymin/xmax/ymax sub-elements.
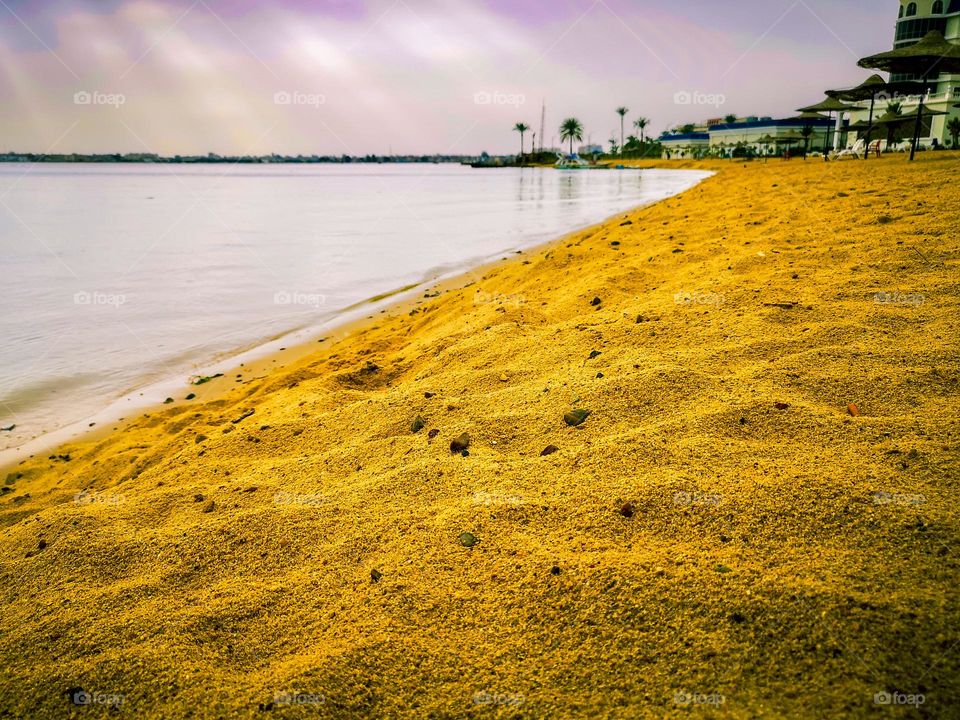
<box><xmin>0</xmin><ymin>2</ymin><xmax>958</xmax><ymax>719</ymax></box>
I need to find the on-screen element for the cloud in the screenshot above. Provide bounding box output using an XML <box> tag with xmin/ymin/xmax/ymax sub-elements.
<box><xmin>0</xmin><ymin>0</ymin><xmax>894</xmax><ymax>154</ymax></box>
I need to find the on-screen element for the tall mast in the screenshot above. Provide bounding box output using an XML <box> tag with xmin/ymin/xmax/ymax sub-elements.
<box><xmin>539</xmin><ymin>100</ymin><xmax>546</xmax><ymax>153</ymax></box>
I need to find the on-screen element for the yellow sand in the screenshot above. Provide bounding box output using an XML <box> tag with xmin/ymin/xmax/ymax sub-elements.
<box><xmin>2</xmin><ymin>155</ymin><xmax>958</xmax><ymax>719</ymax></box>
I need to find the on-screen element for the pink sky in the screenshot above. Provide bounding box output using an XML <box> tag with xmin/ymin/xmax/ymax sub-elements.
<box><xmin>0</xmin><ymin>0</ymin><xmax>897</xmax><ymax>155</ymax></box>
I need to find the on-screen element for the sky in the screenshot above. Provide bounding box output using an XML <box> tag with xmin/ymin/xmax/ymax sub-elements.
<box><xmin>0</xmin><ymin>0</ymin><xmax>899</xmax><ymax>155</ymax></box>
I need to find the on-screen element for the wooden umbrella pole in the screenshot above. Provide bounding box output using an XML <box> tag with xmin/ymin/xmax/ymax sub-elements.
<box><xmin>910</xmin><ymin>76</ymin><xmax>928</xmax><ymax>161</ymax></box>
<box><xmin>864</xmin><ymin>93</ymin><xmax>876</xmax><ymax>160</ymax></box>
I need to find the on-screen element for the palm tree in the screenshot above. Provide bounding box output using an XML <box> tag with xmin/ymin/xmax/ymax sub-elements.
<box><xmin>885</xmin><ymin>101</ymin><xmax>904</xmax><ymax>146</ymax></box>
<box><xmin>948</xmin><ymin>117</ymin><xmax>960</xmax><ymax>148</ymax></box>
<box><xmin>724</xmin><ymin>114</ymin><xmax>737</xmax><ymax>124</ymax></box>
<box><xmin>513</xmin><ymin>122</ymin><xmax>530</xmax><ymax>164</ymax></box>
<box><xmin>559</xmin><ymin>117</ymin><xmax>584</xmax><ymax>156</ymax></box>
<box><xmin>615</xmin><ymin>107</ymin><xmax>629</xmax><ymax>155</ymax></box>
<box><xmin>800</xmin><ymin>124</ymin><xmax>814</xmax><ymax>154</ymax></box>
<box><xmin>633</xmin><ymin>117</ymin><xmax>649</xmax><ymax>144</ymax></box>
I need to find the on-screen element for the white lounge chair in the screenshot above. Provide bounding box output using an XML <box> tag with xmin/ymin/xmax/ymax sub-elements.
<box><xmin>832</xmin><ymin>139</ymin><xmax>865</xmax><ymax>160</ymax></box>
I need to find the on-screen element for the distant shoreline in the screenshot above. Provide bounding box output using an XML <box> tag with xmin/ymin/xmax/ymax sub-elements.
<box><xmin>0</xmin><ymin>153</ymin><xmax>480</xmax><ymax>164</ymax></box>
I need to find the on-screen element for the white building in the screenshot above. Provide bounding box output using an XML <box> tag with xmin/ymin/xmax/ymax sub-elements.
<box><xmin>660</xmin><ymin>118</ymin><xmax>833</xmax><ymax>158</ymax></box>
<box><xmin>846</xmin><ymin>0</ymin><xmax>960</xmax><ymax>147</ymax></box>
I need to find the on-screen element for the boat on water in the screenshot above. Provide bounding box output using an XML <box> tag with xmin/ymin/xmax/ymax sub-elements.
<box><xmin>554</xmin><ymin>153</ymin><xmax>608</xmax><ymax>169</ymax></box>
<box><xmin>555</xmin><ymin>153</ymin><xmax>590</xmax><ymax>169</ymax></box>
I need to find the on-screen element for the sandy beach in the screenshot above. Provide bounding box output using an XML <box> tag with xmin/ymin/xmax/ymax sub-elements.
<box><xmin>2</xmin><ymin>155</ymin><xmax>958</xmax><ymax>718</ymax></box>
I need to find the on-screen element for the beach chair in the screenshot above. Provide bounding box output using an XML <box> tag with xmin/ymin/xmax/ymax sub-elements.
<box><xmin>832</xmin><ymin>139</ymin><xmax>866</xmax><ymax>160</ymax></box>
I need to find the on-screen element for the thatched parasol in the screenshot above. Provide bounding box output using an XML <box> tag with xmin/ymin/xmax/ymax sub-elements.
<box><xmin>826</xmin><ymin>75</ymin><xmax>928</xmax><ymax>160</ymax></box>
<box><xmin>797</xmin><ymin>97</ymin><xmax>854</xmax><ymax>154</ymax></box>
<box><xmin>870</xmin><ymin>107</ymin><xmax>947</xmax><ymax>148</ymax></box>
<box><xmin>858</xmin><ymin>31</ymin><xmax>960</xmax><ymax>160</ymax></box>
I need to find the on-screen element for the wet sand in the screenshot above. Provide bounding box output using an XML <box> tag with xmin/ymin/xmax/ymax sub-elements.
<box><xmin>1</xmin><ymin>154</ymin><xmax>958</xmax><ymax>718</ymax></box>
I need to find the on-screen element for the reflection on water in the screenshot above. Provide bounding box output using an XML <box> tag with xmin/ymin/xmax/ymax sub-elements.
<box><xmin>0</xmin><ymin>163</ymin><xmax>710</xmax><ymax>448</ymax></box>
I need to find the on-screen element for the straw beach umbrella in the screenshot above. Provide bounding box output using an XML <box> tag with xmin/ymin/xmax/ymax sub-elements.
<box><xmin>798</xmin><ymin>96</ymin><xmax>854</xmax><ymax>154</ymax></box>
<box><xmin>858</xmin><ymin>31</ymin><xmax>960</xmax><ymax>160</ymax></box>
<box><xmin>872</xmin><ymin>106</ymin><xmax>947</xmax><ymax>149</ymax></box>
<box><xmin>826</xmin><ymin>74</ymin><xmax>926</xmax><ymax>160</ymax></box>
<box><xmin>756</xmin><ymin>134</ymin><xmax>777</xmax><ymax>157</ymax></box>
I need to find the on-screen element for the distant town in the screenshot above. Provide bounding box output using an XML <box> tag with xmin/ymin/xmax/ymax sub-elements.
<box><xmin>0</xmin><ymin>152</ymin><xmax>486</xmax><ymax>164</ymax></box>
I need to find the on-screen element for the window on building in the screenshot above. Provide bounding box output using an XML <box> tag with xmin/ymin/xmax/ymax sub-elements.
<box><xmin>905</xmin><ymin>2</ymin><xmax>918</xmax><ymax>16</ymax></box>
<box><xmin>895</xmin><ymin>16</ymin><xmax>948</xmax><ymax>43</ymax></box>
<box><xmin>900</xmin><ymin>4</ymin><xmax>905</xmax><ymax>16</ymax></box>
<box><xmin>932</xmin><ymin>0</ymin><xmax>944</xmax><ymax>12</ymax></box>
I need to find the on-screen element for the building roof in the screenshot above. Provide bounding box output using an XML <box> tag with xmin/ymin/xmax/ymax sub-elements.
<box><xmin>659</xmin><ymin>132</ymin><xmax>710</xmax><ymax>142</ymax></box>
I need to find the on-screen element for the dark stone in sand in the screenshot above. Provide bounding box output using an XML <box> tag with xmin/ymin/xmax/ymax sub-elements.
<box><xmin>739</xmin><ymin>417</ymin><xmax>747</xmax><ymax>425</ymax></box>
<box><xmin>540</xmin><ymin>445</ymin><xmax>559</xmax><ymax>456</ymax></box>
<box><xmin>619</xmin><ymin>220</ymin><xmax>632</xmax><ymax>226</ymax></box>
<box><xmin>550</xmin><ymin>565</ymin><xmax>561</xmax><ymax>575</ymax></box>
<box><xmin>411</xmin><ymin>415</ymin><xmax>426</xmax><ymax>433</ymax></box>
<box><xmin>202</xmin><ymin>500</ymin><xmax>216</xmax><ymax>513</ymax></box>
<box><xmin>424</xmin><ymin>392</ymin><xmax>436</xmax><ymax>398</ymax></box>
<box><xmin>564</xmin><ymin>409</ymin><xmax>591</xmax><ymax>427</ymax></box>
<box><xmin>185</xmin><ymin>393</ymin><xmax>196</xmax><ymax>400</ymax></box>
<box><xmin>232</xmin><ymin>409</ymin><xmax>255</xmax><ymax>424</ymax></box>
<box><xmin>450</xmin><ymin>433</ymin><xmax>470</xmax><ymax>453</ymax></box>
<box><xmin>774</xmin><ymin>403</ymin><xmax>790</xmax><ymax>410</ymax></box>
<box><xmin>596</xmin><ymin>373</ymin><xmax>604</xmax><ymax>379</ymax></box>
<box><xmin>589</xmin><ymin>350</ymin><xmax>602</xmax><ymax>359</ymax></box>
<box><xmin>37</xmin><ymin>540</ymin><xmax>47</xmax><ymax>550</ymax></box>
<box><xmin>611</xmin><ymin>241</ymin><xmax>621</xmax><ymax>246</ymax></box>
<box><xmin>619</xmin><ymin>502</ymin><xmax>635</xmax><ymax>518</ymax></box>
<box><xmin>427</xmin><ymin>429</ymin><xmax>440</xmax><ymax>439</ymax></box>
<box><xmin>194</xmin><ymin>494</ymin><xmax>205</xmax><ymax>502</ymax></box>
<box><xmin>459</xmin><ymin>532</ymin><xmax>478</xmax><ymax>547</ymax></box>
<box><xmin>371</xmin><ymin>569</ymin><xmax>383</xmax><ymax>583</ymax></box>
<box><xmin>590</xmin><ymin>296</ymin><xmax>602</xmax><ymax>306</ymax></box>
<box><xmin>195</xmin><ymin>434</ymin><xmax>207</xmax><ymax>444</ymax></box>
<box><xmin>0</xmin><ymin>424</ymin><xmax>14</xmax><ymax>431</ymax></box>
<box><xmin>730</xmin><ymin>612</ymin><xmax>746</xmax><ymax>623</ymax></box>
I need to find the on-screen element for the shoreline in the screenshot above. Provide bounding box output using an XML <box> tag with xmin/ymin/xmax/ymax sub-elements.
<box><xmin>0</xmin><ymin>166</ymin><xmax>713</xmax><ymax>473</ymax></box>
<box><xmin>2</xmin><ymin>154</ymin><xmax>956</xmax><ymax>718</ymax></box>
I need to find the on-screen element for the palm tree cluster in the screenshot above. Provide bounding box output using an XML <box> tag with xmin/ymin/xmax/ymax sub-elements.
<box><xmin>511</xmin><ymin>107</ymin><xmax>653</xmax><ymax>160</ymax></box>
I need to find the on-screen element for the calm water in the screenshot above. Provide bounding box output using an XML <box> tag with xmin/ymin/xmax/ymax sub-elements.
<box><xmin>0</xmin><ymin>163</ymin><xmax>709</xmax><ymax>455</ymax></box>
